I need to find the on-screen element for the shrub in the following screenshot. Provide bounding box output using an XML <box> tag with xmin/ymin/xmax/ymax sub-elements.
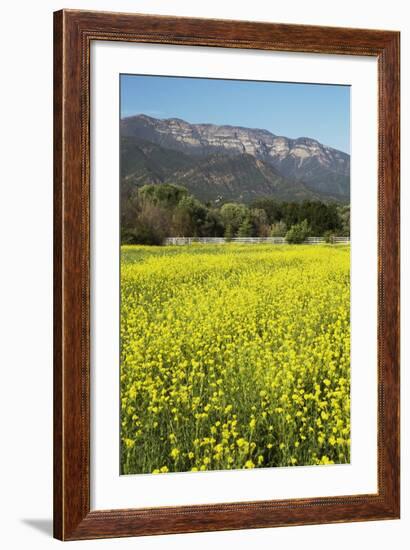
<box><xmin>285</xmin><ymin>219</ymin><xmax>311</xmax><ymax>244</ymax></box>
<box><xmin>126</xmin><ymin>225</ymin><xmax>165</xmax><ymax>246</ymax></box>
<box><xmin>323</xmin><ymin>230</ymin><xmax>335</xmax><ymax>244</ymax></box>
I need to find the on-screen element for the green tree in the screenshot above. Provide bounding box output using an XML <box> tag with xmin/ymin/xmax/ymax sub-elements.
<box><xmin>285</xmin><ymin>219</ymin><xmax>311</xmax><ymax>244</ymax></box>
<box><xmin>237</xmin><ymin>217</ymin><xmax>253</xmax><ymax>237</ymax></box>
<box><xmin>220</xmin><ymin>203</ymin><xmax>249</xmax><ymax>235</ymax></box>
<box><xmin>139</xmin><ymin>183</ymin><xmax>188</xmax><ymax>209</ymax></box>
<box><xmin>282</xmin><ymin>202</ymin><xmax>301</xmax><ymax>228</ymax></box>
<box><xmin>337</xmin><ymin>204</ymin><xmax>350</xmax><ymax>236</ymax></box>
<box><xmin>250</xmin><ymin>208</ymin><xmax>269</xmax><ymax>236</ymax></box>
<box><xmin>201</xmin><ymin>209</ymin><xmax>225</xmax><ymax>237</ymax></box>
<box><xmin>171</xmin><ymin>195</ymin><xmax>207</xmax><ymax>237</ymax></box>
<box><xmin>250</xmin><ymin>198</ymin><xmax>283</xmax><ymax>224</ymax></box>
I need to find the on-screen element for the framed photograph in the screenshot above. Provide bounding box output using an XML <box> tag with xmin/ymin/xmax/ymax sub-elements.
<box><xmin>54</xmin><ymin>9</ymin><xmax>400</xmax><ymax>540</ymax></box>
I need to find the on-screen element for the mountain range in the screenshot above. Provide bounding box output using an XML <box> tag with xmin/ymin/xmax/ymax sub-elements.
<box><xmin>120</xmin><ymin>114</ymin><xmax>350</xmax><ymax>204</ymax></box>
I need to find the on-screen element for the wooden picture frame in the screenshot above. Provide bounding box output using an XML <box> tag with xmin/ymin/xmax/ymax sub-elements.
<box><xmin>54</xmin><ymin>9</ymin><xmax>400</xmax><ymax>540</ymax></box>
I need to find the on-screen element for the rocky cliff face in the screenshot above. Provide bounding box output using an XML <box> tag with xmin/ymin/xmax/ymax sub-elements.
<box><xmin>121</xmin><ymin>114</ymin><xmax>350</xmax><ymax>202</ymax></box>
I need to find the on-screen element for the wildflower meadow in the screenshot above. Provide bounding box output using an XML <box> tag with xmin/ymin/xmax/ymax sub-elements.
<box><xmin>120</xmin><ymin>244</ymin><xmax>350</xmax><ymax>475</ymax></box>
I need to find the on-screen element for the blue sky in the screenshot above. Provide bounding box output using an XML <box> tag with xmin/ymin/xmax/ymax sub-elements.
<box><xmin>120</xmin><ymin>74</ymin><xmax>350</xmax><ymax>154</ymax></box>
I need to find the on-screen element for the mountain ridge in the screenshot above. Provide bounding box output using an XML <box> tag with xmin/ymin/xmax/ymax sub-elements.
<box><xmin>120</xmin><ymin>114</ymin><xmax>350</xmax><ymax>204</ymax></box>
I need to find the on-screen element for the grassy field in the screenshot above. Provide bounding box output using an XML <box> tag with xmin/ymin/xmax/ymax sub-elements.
<box><xmin>120</xmin><ymin>244</ymin><xmax>350</xmax><ymax>475</ymax></box>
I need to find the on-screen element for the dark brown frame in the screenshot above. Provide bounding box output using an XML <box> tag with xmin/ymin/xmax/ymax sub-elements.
<box><xmin>54</xmin><ymin>9</ymin><xmax>400</xmax><ymax>541</ymax></box>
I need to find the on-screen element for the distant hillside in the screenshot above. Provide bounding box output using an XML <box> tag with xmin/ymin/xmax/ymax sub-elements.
<box><xmin>121</xmin><ymin>115</ymin><xmax>350</xmax><ymax>204</ymax></box>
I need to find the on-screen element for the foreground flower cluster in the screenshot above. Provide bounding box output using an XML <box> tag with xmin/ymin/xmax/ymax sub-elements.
<box><xmin>120</xmin><ymin>244</ymin><xmax>350</xmax><ymax>474</ymax></box>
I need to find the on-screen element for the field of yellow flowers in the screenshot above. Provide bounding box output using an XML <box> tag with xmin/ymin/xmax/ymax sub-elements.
<box><xmin>120</xmin><ymin>244</ymin><xmax>350</xmax><ymax>474</ymax></box>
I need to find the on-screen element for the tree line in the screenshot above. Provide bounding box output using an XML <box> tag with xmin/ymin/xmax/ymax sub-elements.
<box><xmin>121</xmin><ymin>183</ymin><xmax>350</xmax><ymax>245</ymax></box>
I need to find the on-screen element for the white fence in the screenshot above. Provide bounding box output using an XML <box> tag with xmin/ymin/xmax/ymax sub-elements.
<box><xmin>164</xmin><ymin>236</ymin><xmax>350</xmax><ymax>246</ymax></box>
